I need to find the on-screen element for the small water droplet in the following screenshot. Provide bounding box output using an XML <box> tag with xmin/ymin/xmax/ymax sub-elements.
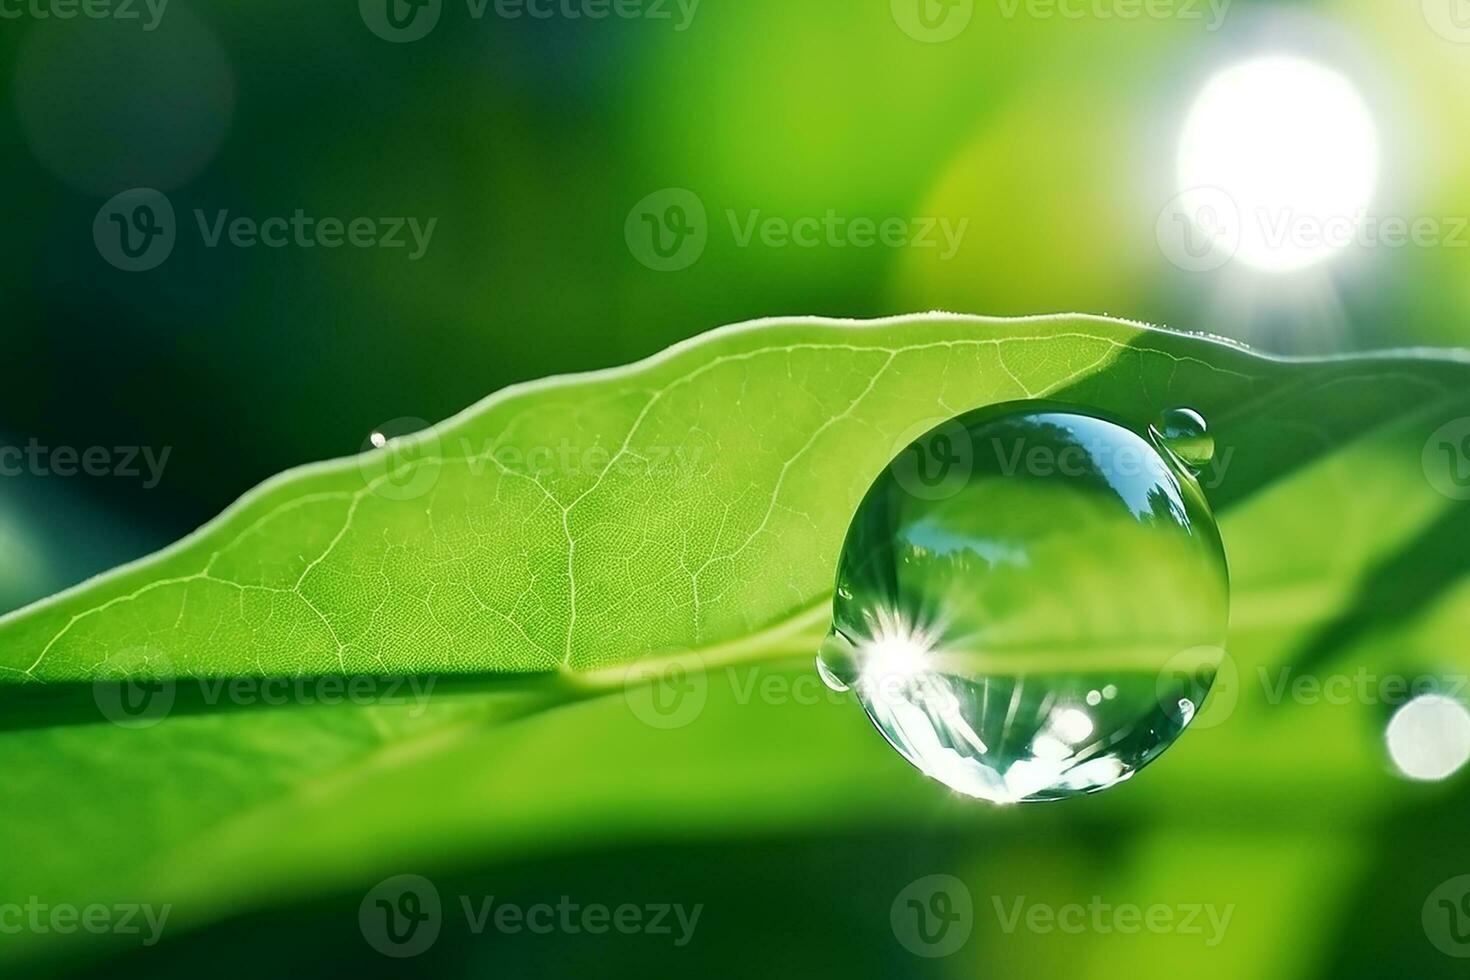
<box><xmin>369</xmin><ymin>431</ymin><xmax>389</xmax><ymax>449</ymax></box>
<box><xmin>1149</xmin><ymin>407</ymin><xmax>1214</xmax><ymax>471</ymax></box>
<box><xmin>821</xmin><ymin>400</ymin><xmax>1229</xmax><ymax>804</ymax></box>
<box><xmin>816</xmin><ymin>632</ymin><xmax>858</xmax><ymax>692</ymax></box>
<box><xmin>1174</xmin><ymin>698</ymin><xmax>1197</xmax><ymax>727</ymax></box>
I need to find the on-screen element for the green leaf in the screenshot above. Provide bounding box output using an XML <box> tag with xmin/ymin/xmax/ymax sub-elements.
<box><xmin>3</xmin><ymin>314</ymin><xmax>1469</xmax><ymax>970</ymax></box>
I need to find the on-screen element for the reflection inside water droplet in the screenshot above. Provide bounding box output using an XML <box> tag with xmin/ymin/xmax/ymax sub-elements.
<box><xmin>819</xmin><ymin>401</ymin><xmax>1230</xmax><ymax>803</ymax></box>
<box><xmin>1150</xmin><ymin>407</ymin><xmax>1214</xmax><ymax>471</ymax></box>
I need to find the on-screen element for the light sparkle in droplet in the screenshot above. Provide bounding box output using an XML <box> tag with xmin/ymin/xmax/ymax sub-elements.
<box><xmin>819</xmin><ymin>400</ymin><xmax>1230</xmax><ymax>804</ymax></box>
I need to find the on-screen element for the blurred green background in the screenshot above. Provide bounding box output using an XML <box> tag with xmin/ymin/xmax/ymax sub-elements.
<box><xmin>4</xmin><ymin>0</ymin><xmax>1470</xmax><ymax>976</ymax></box>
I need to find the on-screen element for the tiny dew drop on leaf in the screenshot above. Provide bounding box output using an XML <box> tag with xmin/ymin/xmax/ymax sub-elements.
<box><xmin>818</xmin><ymin>401</ymin><xmax>1230</xmax><ymax>804</ymax></box>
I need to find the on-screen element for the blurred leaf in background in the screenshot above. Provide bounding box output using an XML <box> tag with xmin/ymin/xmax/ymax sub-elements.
<box><xmin>6</xmin><ymin>0</ymin><xmax>1470</xmax><ymax>589</ymax></box>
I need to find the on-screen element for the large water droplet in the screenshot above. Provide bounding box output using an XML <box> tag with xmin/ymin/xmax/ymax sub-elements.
<box><xmin>819</xmin><ymin>401</ymin><xmax>1229</xmax><ymax>803</ymax></box>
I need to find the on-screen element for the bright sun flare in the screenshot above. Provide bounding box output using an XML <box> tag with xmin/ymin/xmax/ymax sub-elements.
<box><xmin>1176</xmin><ymin>55</ymin><xmax>1380</xmax><ymax>274</ymax></box>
